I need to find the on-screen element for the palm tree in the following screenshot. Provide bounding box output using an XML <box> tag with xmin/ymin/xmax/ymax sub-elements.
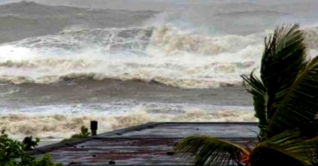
<box><xmin>174</xmin><ymin>24</ymin><xmax>318</xmax><ymax>166</ymax></box>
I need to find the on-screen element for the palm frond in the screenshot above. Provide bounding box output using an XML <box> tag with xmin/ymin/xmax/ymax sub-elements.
<box><xmin>306</xmin><ymin>136</ymin><xmax>318</xmax><ymax>165</ymax></box>
<box><xmin>307</xmin><ymin>137</ymin><xmax>318</xmax><ymax>165</ymax></box>
<box><xmin>174</xmin><ymin>135</ymin><xmax>249</xmax><ymax>166</ymax></box>
<box><xmin>250</xmin><ymin>146</ymin><xmax>311</xmax><ymax>166</ymax></box>
<box><xmin>260</xmin><ymin>24</ymin><xmax>307</xmax><ymax>121</ymax></box>
<box><xmin>250</xmin><ymin>130</ymin><xmax>314</xmax><ymax>166</ymax></box>
<box><xmin>267</xmin><ymin>56</ymin><xmax>318</xmax><ymax>137</ymax></box>
<box><xmin>241</xmin><ymin>70</ymin><xmax>267</xmax><ymax>140</ymax></box>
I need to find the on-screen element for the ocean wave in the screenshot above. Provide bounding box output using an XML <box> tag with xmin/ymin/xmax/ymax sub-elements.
<box><xmin>302</xmin><ymin>26</ymin><xmax>318</xmax><ymax>49</ymax></box>
<box><xmin>0</xmin><ymin>1</ymin><xmax>156</xmax><ymax>44</ymax></box>
<box><xmin>15</xmin><ymin>26</ymin><xmax>154</xmax><ymax>51</ymax></box>
<box><xmin>0</xmin><ymin>57</ymin><xmax>255</xmax><ymax>88</ymax></box>
<box><xmin>0</xmin><ymin>109</ymin><xmax>256</xmax><ymax>139</ymax></box>
<box><xmin>0</xmin><ymin>25</ymin><xmax>263</xmax><ymax>88</ymax></box>
<box><xmin>148</xmin><ymin>25</ymin><xmax>264</xmax><ymax>55</ymax></box>
<box><xmin>0</xmin><ymin>72</ymin><xmax>246</xmax><ymax>88</ymax></box>
<box><xmin>0</xmin><ymin>24</ymin><xmax>317</xmax><ymax>88</ymax></box>
<box><xmin>0</xmin><ymin>1</ymin><xmax>157</xmax><ymax>17</ymax></box>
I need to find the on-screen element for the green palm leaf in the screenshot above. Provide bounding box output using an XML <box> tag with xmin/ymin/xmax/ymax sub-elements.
<box><xmin>267</xmin><ymin>56</ymin><xmax>318</xmax><ymax>137</ymax></box>
<box><xmin>242</xmin><ymin>24</ymin><xmax>307</xmax><ymax>139</ymax></box>
<box><xmin>260</xmin><ymin>24</ymin><xmax>307</xmax><ymax>121</ymax></box>
<box><xmin>250</xmin><ymin>130</ymin><xmax>314</xmax><ymax>166</ymax></box>
<box><xmin>174</xmin><ymin>136</ymin><xmax>249</xmax><ymax>166</ymax></box>
<box><xmin>241</xmin><ymin>71</ymin><xmax>267</xmax><ymax>140</ymax></box>
<box><xmin>250</xmin><ymin>146</ymin><xmax>311</xmax><ymax>166</ymax></box>
<box><xmin>306</xmin><ymin>136</ymin><xmax>318</xmax><ymax>165</ymax></box>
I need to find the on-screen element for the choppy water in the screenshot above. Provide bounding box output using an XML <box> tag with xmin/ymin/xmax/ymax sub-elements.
<box><xmin>0</xmin><ymin>0</ymin><xmax>317</xmax><ymax>139</ymax></box>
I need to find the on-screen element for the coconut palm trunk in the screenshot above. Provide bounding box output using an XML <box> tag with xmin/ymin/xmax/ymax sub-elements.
<box><xmin>174</xmin><ymin>24</ymin><xmax>318</xmax><ymax>166</ymax></box>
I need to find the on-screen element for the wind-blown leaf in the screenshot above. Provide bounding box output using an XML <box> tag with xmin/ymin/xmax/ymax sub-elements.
<box><xmin>241</xmin><ymin>71</ymin><xmax>267</xmax><ymax>140</ymax></box>
<box><xmin>267</xmin><ymin>56</ymin><xmax>318</xmax><ymax>137</ymax></box>
<box><xmin>260</xmin><ymin>24</ymin><xmax>307</xmax><ymax>121</ymax></box>
<box><xmin>174</xmin><ymin>136</ymin><xmax>249</xmax><ymax>166</ymax></box>
<box><xmin>250</xmin><ymin>130</ymin><xmax>314</xmax><ymax>166</ymax></box>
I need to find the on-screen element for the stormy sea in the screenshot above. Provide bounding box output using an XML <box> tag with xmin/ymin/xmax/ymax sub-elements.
<box><xmin>0</xmin><ymin>0</ymin><xmax>317</xmax><ymax>140</ymax></box>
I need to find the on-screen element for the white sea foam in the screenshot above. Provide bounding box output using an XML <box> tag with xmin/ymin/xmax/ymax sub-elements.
<box><xmin>0</xmin><ymin>103</ymin><xmax>255</xmax><ymax>139</ymax></box>
<box><xmin>0</xmin><ymin>24</ymin><xmax>317</xmax><ymax>88</ymax></box>
<box><xmin>0</xmin><ymin>25</ymin><xmax>258</xmax><ymax>87</ymax></box>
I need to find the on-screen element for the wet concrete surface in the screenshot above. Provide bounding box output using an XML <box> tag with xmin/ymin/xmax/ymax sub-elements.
<box><xmin>28</xmin><ymin>122</ymin><xmax>258</xmax><ymax>166</ymax></box>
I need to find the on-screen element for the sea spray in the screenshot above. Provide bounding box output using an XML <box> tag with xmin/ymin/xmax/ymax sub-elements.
<box><xmin>0</xmin><ymin>25</ymin><xmax>265</xmax><ymax>88</ymax></box>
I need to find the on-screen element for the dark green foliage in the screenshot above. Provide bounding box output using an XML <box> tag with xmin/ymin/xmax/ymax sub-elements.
<box><xmin>241</xmin><ymin>71</ymin><xmax>267</xmax><ymax>140</ymax></box>
<box><xmin>267</xmin><ymin>57</ymin><xmax>318</xmax><ymax>138</ymax></box>
<box><xmin>0</xmin><ymin>132</ymin><xmax>61</xmax><ymax>166</ymax></box>
<box><xmin>61</xmin><ymin>125</ymin><xmax>90</xmax><ymax>142</ymax></box>
<box><xmin>0</xmin><ymin>125</ymin><xmax>91</xmax><ymax>166</ymax></box>
<box><xmin>249</xmin><ymin>129</ymin><xmax>313</xmax><ymax>165</ymax></box>
<box><xmin>174</xmin><ymin>135</ymin><xmax>248</xmax><ymax>166</ymax></box>
<box><xmin>260</xmin><ymin>24</ymin><xmax>306</xmax><ymax>120</ymax></box>
<box><xmin>22</xmin><ymin>136</ymin><xmax>40</xmax><ymax>151</ymax></box>
<box><xmin>242</xmin><ymin>24</ymin><xmax>309</xmax><ymax>139</ymax></box>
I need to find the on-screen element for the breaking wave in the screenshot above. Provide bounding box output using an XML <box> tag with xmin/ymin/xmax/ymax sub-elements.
<box><xmin>0</xmin><ymin>24</ymin><xmax>317</xmax><ymax>88</ymax></box>
<box><xmin>1</xmin><ymin>108</ymin><xmax>256</xmax><ymax>139</ymax></box>
<box><xmin>0</xmin><ymin>25</ymin><xmax>260</xmax><ymax>88</ymax></box>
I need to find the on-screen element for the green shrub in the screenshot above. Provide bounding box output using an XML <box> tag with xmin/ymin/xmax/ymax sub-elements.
<box><xmin>22</xmin><ymin>136</ymin><xmax>40</xmax><ymax>151</ymax></box>
<box><xmin>0</xmin><ymin>131</ymin><xmax>61</xmax><ymax>166</ymax></box>
<box><xmin>61</xmin><ymin>125</ymin><xmax>90</xmax><ymax>142</ymax></box>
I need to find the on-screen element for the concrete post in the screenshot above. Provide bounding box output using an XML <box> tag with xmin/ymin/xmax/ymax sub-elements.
<box><xmin>90</xmin><ymin>120</ymin><xmax>98</xmax><ymax>136</ymax></box>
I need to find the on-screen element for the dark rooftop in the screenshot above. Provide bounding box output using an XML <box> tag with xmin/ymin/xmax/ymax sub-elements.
<box><xmin>27</xmin><ymin>122</ymin><xmax>258</xmax><ymax>166</ymax></box>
